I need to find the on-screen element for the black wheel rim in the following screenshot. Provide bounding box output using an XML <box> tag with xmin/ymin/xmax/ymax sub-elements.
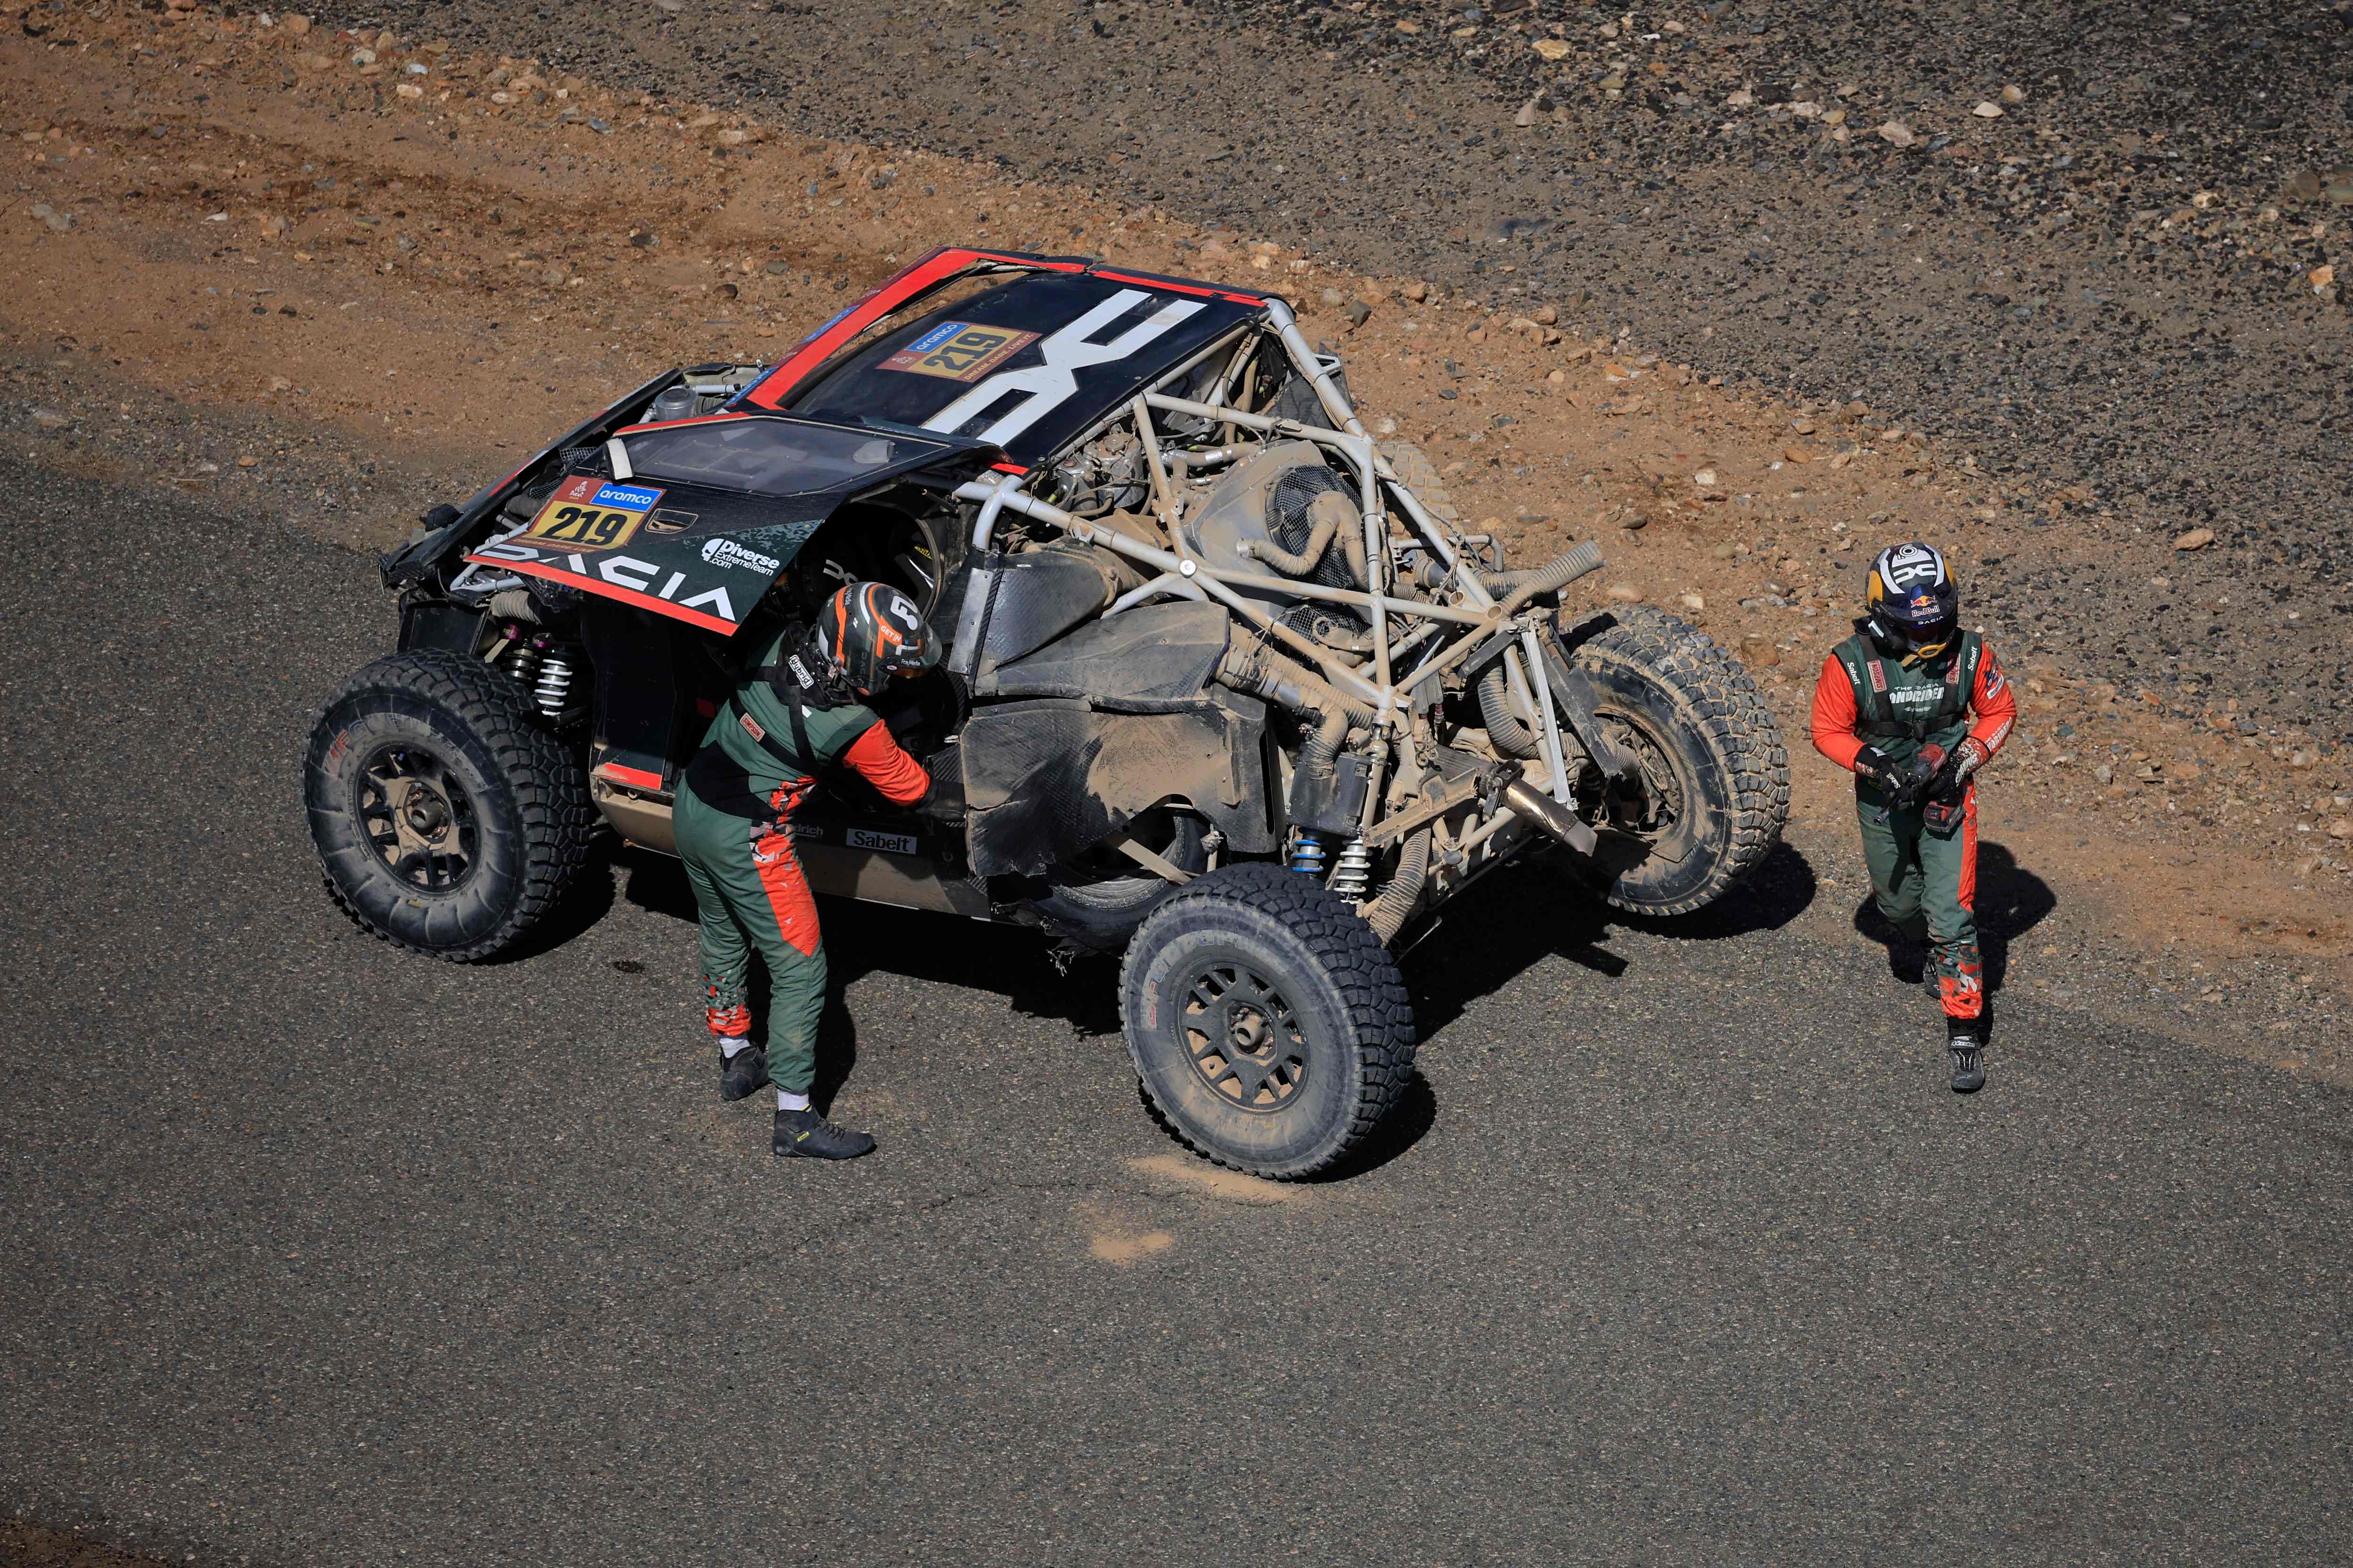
<box><xmin>1179</xmin><ymin>957</ymin><xmax>1308</xmax><ymax>1113</ymax></box>
<box><xmin>354</xmin><ymin>743</ymin><xmax>479</xmax><ymax>893</ymax></box>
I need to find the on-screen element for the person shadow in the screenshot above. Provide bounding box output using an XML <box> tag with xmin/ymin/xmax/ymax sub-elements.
<box><xmin>1849</xmin><ymin>838</ymin><xmax>2057</xmax><ymax>1008</ymax></box>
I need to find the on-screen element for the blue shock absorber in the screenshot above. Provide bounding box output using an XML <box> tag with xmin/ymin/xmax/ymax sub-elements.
<box><xmin>1289</xmin><ymin>831</ymin><xmax>1328</xmax><ymax>876</ymax></box>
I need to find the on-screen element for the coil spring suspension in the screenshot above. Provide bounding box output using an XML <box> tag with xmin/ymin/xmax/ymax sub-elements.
<box><xmin>1328</xmin><ymin>837</ymin><xmax>1372</xmax><ymax>900</ymax></box>
<box><xmin>498</xmin><ymin>625</ymin><xmax>543</xmax><ymax>691</ymax></box>
<box><xmin>1288</xmin><ymin>831</ymin><xmax>1328</xmax><ymax>877</ymax></box>
<box><xmin>532</xmin><ymin>654</ymin><xmax>573</xmax><ymax>718</ymax></box>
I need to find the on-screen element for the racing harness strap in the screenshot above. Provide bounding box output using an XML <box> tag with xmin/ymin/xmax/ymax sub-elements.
<box><xmin>1839</xmin><ymin>631</ymin><xmax>1981</xmax><ymax>742</ymax></box>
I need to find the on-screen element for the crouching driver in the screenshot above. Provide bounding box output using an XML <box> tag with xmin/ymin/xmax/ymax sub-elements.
<box><xmin>674</xmin><ymin>581</ymin><xmax>939</xmax><ymax>1160</ymax></box>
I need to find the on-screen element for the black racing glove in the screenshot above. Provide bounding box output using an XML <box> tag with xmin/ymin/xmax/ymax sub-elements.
<box><xmin>1855</xmin><ymin>744</ymin><xmax>1938</xmax><ymax>807</ymax></box>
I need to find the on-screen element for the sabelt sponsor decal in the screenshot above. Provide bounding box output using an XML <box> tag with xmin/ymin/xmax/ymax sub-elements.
<box><xmin>845</xmin><ymin>827</ymin><xmax>919</xmax><ymax>856</ymax></box>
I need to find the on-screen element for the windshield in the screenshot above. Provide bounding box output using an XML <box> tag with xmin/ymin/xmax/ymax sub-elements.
<box><xmin>621</xmin><ymin>416</ymin><xmax>937</xmax><ymax>497</ymax></box>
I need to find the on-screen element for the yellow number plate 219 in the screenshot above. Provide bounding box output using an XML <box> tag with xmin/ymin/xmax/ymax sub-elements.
<box><xmin>525</xmin><ymin>476</ymin><xmax>666</xmax><ymax>552</ymax></box>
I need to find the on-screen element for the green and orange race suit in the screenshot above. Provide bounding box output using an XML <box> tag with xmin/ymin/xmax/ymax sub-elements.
<box><xmin>674</xmin><ymin>631</ymin><xmax>929</xmax><ymax>1094</ymax></box>
<box><xmin>1809</xmin><ymin>632</ymin><xmax>2017</xmax><ymax>1021</ymax></box>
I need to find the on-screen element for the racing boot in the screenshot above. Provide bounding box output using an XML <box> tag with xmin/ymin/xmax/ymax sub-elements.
<box><xmin>1946</xmin><ymin>1016</ymin><xmax>1986</xmax><ymax>1095</ymax></box>
<box><xmin>774</xmin><ymin>1106</ymin><xmax>878</xmax><ymax>1160</ymax></box>
<box><xmin>718</xmin><ymin>1042</ymin><xmax>770</xmax><ymax>1103</ymax></box>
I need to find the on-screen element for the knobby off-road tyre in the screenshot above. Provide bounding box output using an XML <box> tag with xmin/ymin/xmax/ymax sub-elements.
<box><xmin>1566</xmin><ymin>606</ymin><xmax>1790</xmax><ymax>916</ymax></box>
<box><xmin>305</xmin><ymin>649</ymin><xmax>594</xmax><ymax>961</ymax></box>
<box><xmin>1381</xmin><ymin>439</ymin><xmax>1461</xmax><ymax>530</ymax></box>
<box><xmin>1120</xmin><ymin>862</ymin><xmax>1415</xmax><ymax>1180</ymax></box>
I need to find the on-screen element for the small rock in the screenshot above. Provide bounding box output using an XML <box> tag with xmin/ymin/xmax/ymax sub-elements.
<box><xmin>2312</xmin><ymin>264</ymin><xmax>2336</xmax><ymax>292</ymax></box>
<box><xmin>1678</xmin><ymin>593</ymin><xmax>1706</xmax><ymax>612</ymax></box>
<box><xmin>1320</xmin><ymin>287</ymin><xmax>1345</xmax><ymax>306</ymax></box>
<box><xmin>2172</xmin><ymin>527</ymin><xmax>2215</xmax><ymax>551</ymax></box>
<box><xmin>2094</xmin><ymin>763</ymin><xmax>2113</xmax><ymax>785</ymax></box>
<box><xmin>350</xmin><ymin>48</ymin><xmax>376</xmax><ymax>66</ymax></box>
<box><xmin>1344</xmin><ymin>301</ymin><xmax>1371</xmax><ymax>329</ymax></box>
<box><xmin>1790</xmin><ymin>417</ymin><xmax>1815</xmax><ymax>435</ymax></box>
<box><xmin>1617</xmin><ymin>512</ymin><xmax>1648</xmax><ymax>531</ymax></box>
<box><xmin>716</xmin><ymin>282</ymin><xmax>739</xmax><ymax>300</ymax></box>
<box><xmin>2332</xmin><ymin>819</ymin><xmax>2353</xmax><ymax>840</ymax></box>
<box><xmin>1876</xmin><ymin>121</ymin><xmax>1915</xmax><ymax>148</ymax></box>
<box><xmin>1532</xmin><ymin>39</ymin><xmax>1571</xmax><ymax>60</ymax></box>
<box><xmin>765</xmin><ymin>259</ymin><xmax>792</xmax><ymax>275</ymax></box>
<box><xmin>285</xmin><ymin>14</ymin><xmax>312</xmax><ymax>33</ymax></box>
<box><xmin>1607</xmin><ymin>583</ymin><xmax>1645</xmax><ymax>603</ymax></box>
<box><xmin>28</xmin><ymin>202</ymin><xmax>73</xmax><ymax>233</ymax></box>
<box><xmin>1532</xmin><ymin>304</ymin><xmax>1557</xmax><ymax>325</ymax></box>
<box><xmin>1403</xmin><ymin>280</ymin><xmax>1429</xmax><ymax>303</ymax></box>
<box><xmin>2190</xmin><ymin>190</ymin><xmax>2219</xmax><ymax>209</ymax></box>
<box><xmin>1693</xmin><ymin>468</ymin><xmax>1717</xmax><ymax>487</ymax></box>
<box><xmin>30</xmin><ymin>409</ymin><xmax>68</xmax><ymax>429</ymax></box>
<box><xmin>237</xmin><ymin>454</ymin><xmax>258</xmax><ymax>467</ymax></box>
<box><xmin>2000</xmin><ymin>83</ymin><xmax>2025</xmax><ymax>104</ymax></box>
<box><xmin>396</xmin><ymin>83</ymin><xmax>424</xmax><ymax>99</ymax></box>
<box><xmin>1726</xmin><ymin>89</ymin><xmax>1754</xmax><ymax>108</ymax></box>
<box><xmin>2278</xmin><ymin>168</ymin><xmax>2324</xmax><ymax>204</ymax></box>
<box><xmin>1971</xmin><ymin>101</ymin><xmax>2004</xmax><ymax>119</ymax></box>
<box><xmin>1513</xmin><ymin>97</ymin><xmax>1541</xmax><ymax>128</ymax></box>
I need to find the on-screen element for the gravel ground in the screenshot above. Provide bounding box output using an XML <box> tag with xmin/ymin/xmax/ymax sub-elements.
<box><xmin>4</xmin><ymin>457</ymin><xmax>2352</xmax><ymax>1565</ymax></box>
<box><xmin>305</xmin><ymin>0</ymin><xmax>2353</xmax><ymax>741</ymax></box>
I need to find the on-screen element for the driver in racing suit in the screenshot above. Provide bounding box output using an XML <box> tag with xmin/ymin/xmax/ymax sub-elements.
<box><xmin>1810</xmin><ymin>542</ymin><xmax>2017</xmax><ymax>1094</ymax></box>
<box><xmin>674</xmin><ymin>581</ymin><xmax>938</xmax><ymax>1160</ymax></box>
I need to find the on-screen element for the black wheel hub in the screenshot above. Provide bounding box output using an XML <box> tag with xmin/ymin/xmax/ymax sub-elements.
<box><xmin>356</xmin><ymin>745</ymin><xmax>479</xmax><ymax>892</ymax></box>
<box><xmin>1589</xmin><ymin>713</ymin><xmax>1685</xmax><ymax>836</ymax></box>
<box><xmin>1180</xmin><ymin>959</ymin><xmax>1308</xmax><ymax>1112</ymax></box>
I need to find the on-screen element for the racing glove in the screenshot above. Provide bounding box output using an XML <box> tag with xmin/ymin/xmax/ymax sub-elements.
<box><xmin>1854</xmin><ymin>744</ymin><xmax>1938</xmax><ymax>807</ymax></box>
<box><xmin>1921</xmin><ymin>738</ymin><xmax>1988</xmax><ymax>836</ymax></box>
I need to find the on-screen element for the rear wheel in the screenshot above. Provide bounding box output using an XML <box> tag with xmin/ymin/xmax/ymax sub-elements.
<box><xmin>305</xmin><ymin>650</ymin><xmax>593</xmax><ymax>960</ymax></box>
<box><xmin>1032</xmin><ymin>806</ymin><xmax>1210</xmax><ymax>952</ymax></box>
<box><xmin>1563</xmin><ymin>608</ymin><xmax>1790</xmax><ymax>916</ymax></box>
<box><xmin>1121</xmin><ymin>863</ymin><xmax>1415</xmax><ymax>1179</ymax></box>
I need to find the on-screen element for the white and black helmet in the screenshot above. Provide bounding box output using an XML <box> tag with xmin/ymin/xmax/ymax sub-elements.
<box><xmin>1864</xmin><ymin>541</ymin><xmax>1960</xmax><ymax>654</ymax></box>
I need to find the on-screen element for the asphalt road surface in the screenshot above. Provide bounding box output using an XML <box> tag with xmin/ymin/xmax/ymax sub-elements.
<box><xmin>4</xmin><ymin>457</ymin><xmax>2350</xmax><ymax>1564</ymax></box>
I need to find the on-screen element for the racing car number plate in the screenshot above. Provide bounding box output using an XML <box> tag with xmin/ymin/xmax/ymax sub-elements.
<box><xmin>524</xmin><ymin>476</ymin><xmax>665</xmax><ymax>552</ymax></box>
<box><xmin>880</xmin><ymin>321</ymin><xmax>1039</xmax><ymax>383</ymax></box>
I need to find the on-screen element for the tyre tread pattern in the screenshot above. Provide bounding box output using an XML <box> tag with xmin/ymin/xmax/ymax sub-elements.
<box><xmin>1574</xmin><ymin>606</ymin><xmax>1792</xmax><ymax>916</ymax></box>
<box><xmin>1120</xmin><ymin>862</ymin><xmax>1416</xmax><ymax>1180</ymax></box>
<box><xmin>305</xmin><ymin>648</ymin><xmax>594</xmax><ymax>962</ymax></box>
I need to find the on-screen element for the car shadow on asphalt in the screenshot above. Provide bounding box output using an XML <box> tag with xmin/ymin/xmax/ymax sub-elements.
<box><xmin>1848</xmin><ymin>838</ymin><xmax>2057</xmax><ymax>1002</ymax></box>
<box><xmin>1403</xmin><ymin>839</ymin><xmax>1821</xmax><ymax>1039</ymax></box>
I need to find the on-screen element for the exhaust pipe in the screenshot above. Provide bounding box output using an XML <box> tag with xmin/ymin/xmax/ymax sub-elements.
<box><xmin>1501</xmin><ymin>777</ymin><xmax>1599</xmax><ymax>857</ymax></box>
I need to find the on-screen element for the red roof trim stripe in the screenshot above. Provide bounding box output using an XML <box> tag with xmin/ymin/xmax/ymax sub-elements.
<box><xmin>459</xmin><ymin>553</ymin><xmax>744</xmax><ymax>635</ymax></box>
<box><xmin>613</xmin><ymin>409</ymin><xmax>751</xmax><ymax>437</ymax></box>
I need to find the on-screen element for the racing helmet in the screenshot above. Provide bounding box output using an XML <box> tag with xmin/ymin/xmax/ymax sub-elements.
<box><xmin>815</xmin><ymin>580</ymin><xmax>941</xmax><ymax>696</ymax></box>
<box><xmin>1864</xmin><ymin>541</ymin><xmax>1960</xmax><ymax>657</ymax></box>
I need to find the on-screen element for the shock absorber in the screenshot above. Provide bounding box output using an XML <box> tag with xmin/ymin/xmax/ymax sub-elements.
<box><xmin>1288</xmin><ymin>830</ymin><xmax>1328</xmax><ymax>877</ymax></box>
<box><xmin>532</xmin><ymin>652</ymin><xmax>574</xmax><ymax>718</ymax></box>
<box><xmin>499</xmin><ymin>626</ymin><xmax>543</xmax><ymax>692</ymax></box>
<box><xmin>1328</xmin><ymin>837</ymin><xmax>1372</xmax><ymax>900</ymax></box>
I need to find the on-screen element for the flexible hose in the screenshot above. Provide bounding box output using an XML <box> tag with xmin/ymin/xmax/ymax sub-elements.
<box><xmin>1239</xmin><ymin>512</ymin><xmax>1337</xmax><ymax>577</ymax></box>
<box><xmin>1481</xmin><ymin>538</ymin><xmax>1605</xmax><ymax>603</ymax></box>
<box><xmin>1475</xmin><ymin>657</ymin><xmax>1541</xmax><ymax>759</ymax></box>
<box><xmin>1367</xmin><ymin>827</ymin><xmax>1431</xmax><ymax>942</ymax></box>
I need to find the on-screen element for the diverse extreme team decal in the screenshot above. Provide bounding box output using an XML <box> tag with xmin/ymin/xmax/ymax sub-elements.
<box><xmin>465</xmin><ymin>517</ymin><xmax>823</xmax><ymax>635</ymax></box>
<box><xmin>525</xmin><ymin>476</ymin><xmax>665</xmax><ymax>552</ymax></box>
<box><xmin>881</xmin><ymin>321</ymin><xmax>1040</xmax><ymax>383</ymax></box>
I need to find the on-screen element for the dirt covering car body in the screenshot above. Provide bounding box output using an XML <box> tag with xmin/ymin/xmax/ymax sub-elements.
<box><xmin>310</xmin><ymin>246</ymin><xmax>1791</xmax><ymax>1176</ymax></box>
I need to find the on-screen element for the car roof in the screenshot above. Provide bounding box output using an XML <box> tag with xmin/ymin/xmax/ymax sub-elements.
<box><xmin>730</xmin><ymin>248</ymin><xmax>1268</xmax><ymax>469</ymax></box>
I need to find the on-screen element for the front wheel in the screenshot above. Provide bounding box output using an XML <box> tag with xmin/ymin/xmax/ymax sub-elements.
<box><xmin>304</xmin><ymin>649</ymin><xmax>593</xmax><ymax>960</ymax></box>
<box><xmin>1563</xmin><ymin>607</ymin><xmax>1790</xmax><ymax>916</ymax></box>
<box><xmin>1120</xmin><ymin>863</ymin><xmax>1415</xmax><ymax>1179</ymax></box>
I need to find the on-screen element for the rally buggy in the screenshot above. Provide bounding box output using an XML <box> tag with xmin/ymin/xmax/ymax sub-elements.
<box><xmin>307</xmin><ymin>247</ymin><xmax>1790</xmax><ymax>1176</ymax></box>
